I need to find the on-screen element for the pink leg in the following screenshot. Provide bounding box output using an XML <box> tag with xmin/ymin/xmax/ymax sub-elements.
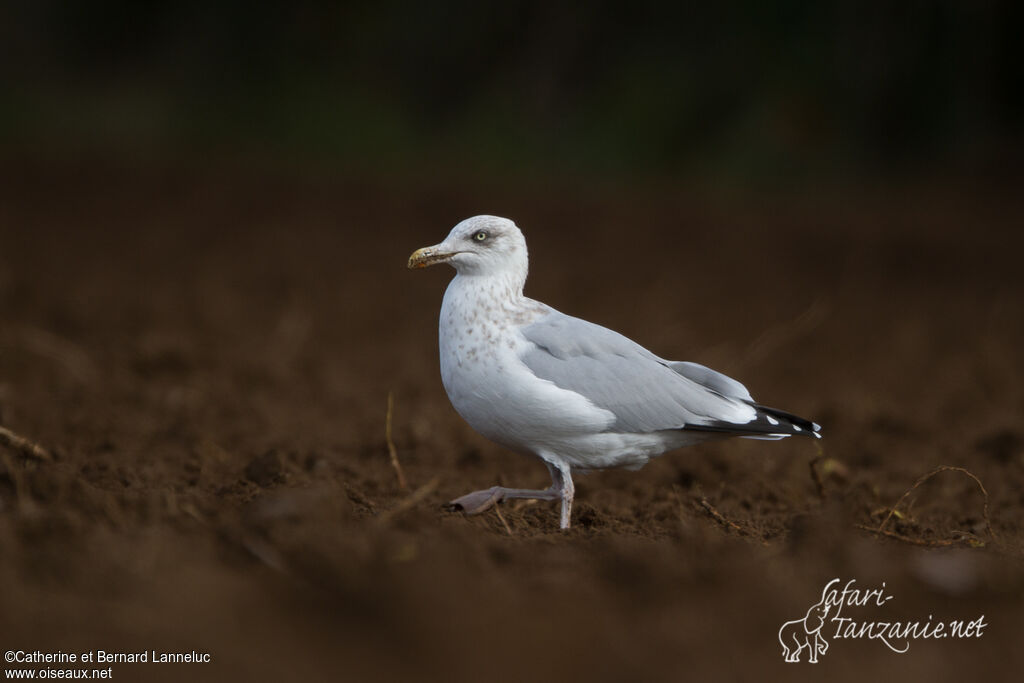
<box><xmin>447</xmin><ymin>459</ymin><xmax>575</xmax><ymax>530</ymax></box>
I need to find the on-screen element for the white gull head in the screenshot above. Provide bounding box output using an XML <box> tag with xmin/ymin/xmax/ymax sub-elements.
<box><xmin>408</xmin><ymin>215</ymin><xmax>528</xmax><ymax>285</ymax></box>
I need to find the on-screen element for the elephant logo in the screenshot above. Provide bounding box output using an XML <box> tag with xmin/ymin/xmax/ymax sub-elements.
<box><xmin>779</xmin><ymin>589</ymin><xmax>831</xmax><ymax>663</ymax></box>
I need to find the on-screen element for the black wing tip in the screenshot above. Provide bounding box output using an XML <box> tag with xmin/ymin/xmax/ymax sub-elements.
<box><xmin>752</xmin><ymin>403</ymin><xmax>822</xmax><ymax>439</ymax></box>
<box><xmin>684</xmin><ymin>404</ymin><xmax>822</xmax><ymax>440</ymax></box>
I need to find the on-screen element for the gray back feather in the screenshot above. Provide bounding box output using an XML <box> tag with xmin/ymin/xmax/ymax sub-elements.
<box><xmin>519</xmin><ymin>313</ymin><xmax>750</xmax><ymax>433</ymax></box>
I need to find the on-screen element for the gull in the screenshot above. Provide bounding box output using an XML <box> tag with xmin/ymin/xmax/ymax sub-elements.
<box><xmin>408</xmin><ymin>215</ymin><xmax>820</xmax><ymax>530</ymax></box>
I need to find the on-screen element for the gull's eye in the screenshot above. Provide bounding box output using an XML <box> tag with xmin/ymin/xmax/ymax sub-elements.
<box><xmin>473</xmin><ymin>231</ymin><xmax>488</xmax><ymax>242</ymax></box>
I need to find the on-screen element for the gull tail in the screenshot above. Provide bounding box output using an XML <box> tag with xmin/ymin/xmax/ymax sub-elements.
<box><xmin>683</xmin><ymin>403</ymin><xmax>822</xmax><ymax>441</ymax></box>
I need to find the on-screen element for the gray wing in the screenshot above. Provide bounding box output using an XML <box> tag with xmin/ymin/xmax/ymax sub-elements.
<box><xmin>667</xmin><ymin>361</ymin><xmax>753</xmax><ymax>402</ymax></box>
<box><xmin>519</xmin><ymin>313</ymin><xmax>756</xmax><ymax>433</ymax></box>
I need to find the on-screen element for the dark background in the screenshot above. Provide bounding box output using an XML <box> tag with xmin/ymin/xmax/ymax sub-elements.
<box><xmin>3</xmin><ymin>1</ymin><xmax>1022</xmax><ymax>181</ymax></box>
<box><xmin>1</xmin><ymin>3</ymin><xmax>1022</xmax><ymax>682</ymax></box>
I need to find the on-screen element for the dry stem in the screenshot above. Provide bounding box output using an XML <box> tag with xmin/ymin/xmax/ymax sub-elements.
<box><xmin>0</xmin><ymin>425</ymin><xmax>52</xmax><ymax>461</ymax></box>
<box><xmin>855</xmin><ymin>524</ymin><xmax>984</xmax><ymax>548</ymax></box>
<box><xmin>385</xmin><ymin>391</ymin><xmax>408</xmax><ymax>490</ymax></box>
<box><xmin>375</xmin><ymin>477</ymin><xmax>438</xmax><ymax>526</ymax></box>
<box><xmin>493</xmin><ymin>503</ymin><xmax>514</xmax><ymax>536</ymax></box>
<box><xmin>873</xmin><ymin>465</ymin><xmax>996</xmax><ymax>546</ymax></box>
<box><xmin>809</xmin><ymin>454</ymin><xmax>826</xmax><ymax>500</ymax></box>
<box><xmin>699</xmin><ymin>497</ymin><xmax>749</xmax><ymax>535</ymax></box>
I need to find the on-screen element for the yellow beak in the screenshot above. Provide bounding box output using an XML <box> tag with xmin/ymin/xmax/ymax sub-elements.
<box><xmin>407</xmin><ymin>245</ymin><xmax>456</xmax><ymax>269</ymax></box>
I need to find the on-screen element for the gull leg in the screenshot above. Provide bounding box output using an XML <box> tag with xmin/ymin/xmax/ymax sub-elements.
<box><xmin>447</xmin><ymin>484</ymin><xmax>560</xmax><ymax>515</ymax></box>
<box><xmin>551</xmin><ymin>461</ymin><xmax>574</xmax><ymax>530</ymax></box>
<box><xmin>446</xmin><ymin>459</ymin><xmax>569</xmax><ymax>522</ymax></box>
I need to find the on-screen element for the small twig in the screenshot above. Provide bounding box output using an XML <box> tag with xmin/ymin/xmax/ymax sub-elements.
<box><xmin>493</xmin><ymin>503</ymin><xmax>514</xmax><ymax>536</ymax></box>
<box><xmin>854</xmin><ymin>524</ymin><xmax>980</xmax><ymax>548</ymax></box>
<box><xmin>809</xmin><ymin>453</ymin><xmax>826</xmax><ymax>500</ymax></box>
<box><xmin>375</xmin><ymin>477</ymin><xmax>439</xmax><ymax>526</ymax></box>
<box><xmin>876</xmin><ymin>465</ymin><xmax>996</xmax><ymax>543</ymax></box>
<box><xmin>385</xmin><ymin>391</ymin><xmax>408</xmax><ymax>490</ymax></box>
<box><xmin>0</xmin><ymin>425</ymin><xmax>52</xmax><ymax>462</ymax></box>
<box><xmin>699</xmin><ymin>497</ymin><xmax>749</xmax><ymax>535</ymax></box>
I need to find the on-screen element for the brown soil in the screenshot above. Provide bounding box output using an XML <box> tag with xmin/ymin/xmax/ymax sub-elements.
<box><xmin>1</xmin><ymin>161</ymin><xmax>1022</xmax><ymax>682</ymax></box>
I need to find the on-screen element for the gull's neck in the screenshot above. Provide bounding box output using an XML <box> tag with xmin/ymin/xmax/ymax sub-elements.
<box><xmin>454</xmin><ymin>268</ymin><xmax>525</xmax><ymax>300</ymax></box>
<box><xmin>442</xmin><ymin>268</ymin><xmax>546</xmax><ymax>329</ymax></box>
